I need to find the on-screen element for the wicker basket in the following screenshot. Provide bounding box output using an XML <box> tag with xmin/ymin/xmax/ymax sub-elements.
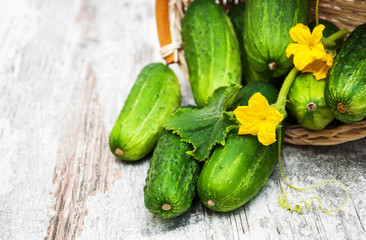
<box><xmin>155</xmin><ymin>0</ymin><xmax>366</xmax><ymax>146</ymax></box>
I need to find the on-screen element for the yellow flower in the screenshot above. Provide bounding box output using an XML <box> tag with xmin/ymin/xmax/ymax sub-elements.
<box><xmin>302</xmin><ymin>52</ymin><xmax>334</xmax><ymax>80</ymax></box>
<box><xmin>286</xmin><ymin>23</ymin><xmax>326</xmax><ymax>70</ymax></box>
<box><xmin>233</xmin><ymin>93</ymin><xmax>283</xmax><ymax>146</ymax></box>
<box><xmin>286</xmin><ymin>23</ymin><xmax>334</xmax><ymax>80</ymax></box>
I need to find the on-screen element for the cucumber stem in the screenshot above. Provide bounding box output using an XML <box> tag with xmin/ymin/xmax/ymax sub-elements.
<box><xmin>316</xmin><ymin>0</ymin><xmax>319</xmax><ymax>26</ymax></box>
<box><xmin>207</xmin><ymin>200</ymin><xmax>215</xmax><ymax>207</ymax></box>
<box><xmin>307</xmin><ymin>102</ymin><xmax>317</xmax><ymax>112</ymax></box>
<box><xmin>268</xmin><ymin>62</ymin><xmax>277</xmax><ymax>71</ymax></box>
<box><xmin>323</xmin><ymin>28</ymin><xmax>349</xmax><ymax>49</ymax></box>
<box><xmin>273</xmin><ymin>67</ymin><xmax>299</xmax><ymax>116</ymax></box>
<box><xmin>337</xmin><ymin>103</ymin><xmax>347</xmax><ymax>113</ymax></box>
<box><xmin>162</xmin><ymin>203</ymin><xmax>171</xmax><ymax>211</ymax></box>
<box><xmin>115</xmin><ymin>148</ymin><xmax>124</xmax><ymax>156</ymax></box>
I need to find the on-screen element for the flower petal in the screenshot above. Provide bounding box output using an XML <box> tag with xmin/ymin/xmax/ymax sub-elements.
<box><xmin>266</xmin><ymin>107</ymin><xmax>284</xmax><ymax>124</ymax></box>
<box><xmin>238</xmin><ymin>121</ymin><xmax>261</xmax><ymax>135</ymax></box>
<box><xmin>311</xmin><ymin>24</ymin><xmax>325</xmax><ymax>43</ymax></box>
<box><xmin>233</xmin><ymin>106</ymin><xmax>249</xmax><ymax>124</ymax></box>
<box><xmin>287</xmin><ymin>44</ymin><xmax>315</xmax><ymax>70</ymax></box>
<box><xmin>289</xmin><ymin>23</ymin><xmax>312</xmax><ymax>45</ymax></box>
<box><xmin>302</xmin><ymin>58</ymin><xmax>331</xmax><ymax>80</ymax></box>
<box><xmin>310</xmin><ymin>43</ymin><xmax>326</xmax><ymax>59</ymax></box>
<box><xmin>247</xmin><ymin>92</ymin><xmax>270</xmax><ymax>110</ymax></box>
<box><xmin>257</xmin><ymin>122</ymin><xmax>277</xmax><ymax>146</ymax></box>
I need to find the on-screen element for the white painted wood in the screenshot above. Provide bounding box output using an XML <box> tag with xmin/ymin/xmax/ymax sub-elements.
<box><xmin>0</xmin><ymin>0</ymin><xmax>365</xmax><ymax>239</ymax></box>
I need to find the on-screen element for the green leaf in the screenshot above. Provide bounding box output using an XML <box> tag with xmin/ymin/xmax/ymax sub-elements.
<box><xmin>164</xmin><ymin>85</ymin><xmax>241</xmax><ymax>161</ymax></box>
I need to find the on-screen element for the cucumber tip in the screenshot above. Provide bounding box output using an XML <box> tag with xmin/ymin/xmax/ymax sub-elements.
<box><xmin>307</xmin><ymin>102</ymin><xmax>317</xmax><ymax>112</ymax></box>
<box><xmin>207</xmin><ymin>200</ymin><xmax>215</xmax><ymax>207</ymax></box>
<box><xmin>115</xmin><ymin>148</ymin><xmax>124</xmax><ymax>156</ymax></box>
<box><xmin>162</xmin><ymin>203</ymin><xmax>171</xmax><ymax>211</ymax></box>
<box><xmin>337</xmin><ymin>103</ymin><xmax>347</xmax><ymax>114</ymax></box>
<box><xmin>268</xmin><ymin>62</ymin><xmax>277</xmax><ymax>71</ymax></box>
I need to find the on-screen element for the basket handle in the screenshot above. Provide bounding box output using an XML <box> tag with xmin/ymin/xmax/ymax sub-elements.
<box><xmin>155</xmin><ymin>0</ymin><xmax>175</xmax><ymax>64</ymax></box>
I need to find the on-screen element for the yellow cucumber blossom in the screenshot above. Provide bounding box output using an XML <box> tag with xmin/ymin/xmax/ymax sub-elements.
<box><xmin>286</xmin><ymin>23</ymin><xmax>333</xmax><ymax>80</ymax></box>
<box><xmin>233</xmin><ymin>93</ymin><xmax>283</xmax><ymax>146</ymax></box>
<box><xmin>302</xmin><ymin>52</ymin><xmax>334</xmax><ymax>80</ymax></box>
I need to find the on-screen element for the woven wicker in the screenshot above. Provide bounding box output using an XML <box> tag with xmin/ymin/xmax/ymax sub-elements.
<box><xmin>155</xmin><ymin>0</ymin><xmax>366</xmax><ymax>145</ymax></box>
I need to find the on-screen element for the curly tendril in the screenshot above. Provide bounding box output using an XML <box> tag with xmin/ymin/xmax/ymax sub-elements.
<box><xmin>277</xmin><ymin>127</ymin><xmax>350</xmax><ymax>214</ymax></box>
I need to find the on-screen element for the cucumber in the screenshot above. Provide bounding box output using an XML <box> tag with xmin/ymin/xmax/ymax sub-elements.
<box><xmin>287</xmin><ymin>73</ymin><xmax>334</xmax><ymax>130</ymax></box>
<box><xmin>109</xmin><ymin>63</ymin><xmax>181</xmax><ymax>161</ymax></box>
<box><xmin>324</xmin><ymin>23</ymin><xmax>366</xmax><ymax>123</ymax></box>
<box><xmin>286</xmin><ymin>21</ymin><xmax>341</xmax><ymax>130</ymax></box>
<box><xmin>243</xmin><ymin>0</ymin><xmax>309</xmax><ymax>81</ymax></box>
<box><xmin>144</xmin><ymin>130</ymin><xmax>200</xmax><ymax>218</ymax></box>
<box><xmin>197</xmin><ymin>83</ymin><xmax>281</xmax><ymax>212</ymax></box>
<box><xmin>182</xmin><ymin>0</ymin><xmax>241</xmax><ymax>107</ymax></box>
<box><xmin>197</xmin><ymin>132</ymin><xmax>280</xmax><ymax>212</ymax></box>
<box><xmin>228</xmin><ymin>2</ymin><xmax>246</xmax><ymax>82</ymax></box>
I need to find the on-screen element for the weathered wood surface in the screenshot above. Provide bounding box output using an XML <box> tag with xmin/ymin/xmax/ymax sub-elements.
<box><xmin>0</xmin><ymin>0</ymin><xmax>365</xmax><ymax>239</ymax></box>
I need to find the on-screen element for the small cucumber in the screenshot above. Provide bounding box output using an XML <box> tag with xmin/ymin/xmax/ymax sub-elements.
<box><xmin>325</xmin><ymin>23</ymin><xmax>366</xmax><ymax>123</ymax></box>
<box><xmin>287</xmin><ymin>73</ymin><xmax>334</xmax><ymax>130</ymax></box>
<box><xmin>144</xmin><ymin>130</ymin><xmax>200</xmax><ymax>218</ymax></box>
<box><xmin>109</xmin><ymin>63</ymin><xmax>181</xmax><ymax>161</ymax></box>
<box><xmin>182</xmin><ymin>0</ymin><xmax>241</xmax><ymax>107</ymax></box>
<box><xmin>197</xmin><ymin>83</ymin><xmax>282</xmax><ymax>212</ymax></box>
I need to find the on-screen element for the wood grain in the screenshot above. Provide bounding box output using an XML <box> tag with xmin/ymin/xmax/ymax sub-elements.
<box><xmin>0</xmin><ymin>0</ymin><xmax>365</xmax><ymax>240</ymax></box>
<box><xmin>45</xmin><ymin>64</ymin><xmax>118</xmax><ymax>240</ymax></box>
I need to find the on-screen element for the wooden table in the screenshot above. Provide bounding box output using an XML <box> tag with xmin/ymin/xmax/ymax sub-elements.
<box><xmin>1</xmin><ymin>0</ymin><xmax>365</xmax><ymax>239</ymax></box>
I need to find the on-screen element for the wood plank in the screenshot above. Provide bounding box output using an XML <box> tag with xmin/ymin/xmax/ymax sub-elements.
<box><xmin>0</xmin><ymin>0</ymin><xmax>366</xmax><ymax>239</ymax></box>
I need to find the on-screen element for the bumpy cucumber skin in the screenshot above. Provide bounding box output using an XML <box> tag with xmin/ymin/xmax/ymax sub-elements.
<box><xmin>243</xmin><ymin>0</ymin><xmax>309</xmax><ymax>81</ymax></box>
<box><xmin>197</xmin><ymin>132</ymin><xmax>280</xmax><ymax>212</ymax></box>
<box><xmin>287</xmin><ymin>73</ymin><xmax>334</xmax><ymax>130</ymax></box>
<box><xmin>182</xmin><ymin>0</ymin><xmax>241</xmax><ymax>107</ymax></box>
<box><xmin>228</xmin><ymin>2</ymin><xmax>246</xmax><ymax>83</ymax></box>
<box><xmin>144</xmin><ymin>130</ymin><xmax>200</xmax><ymax>218</ymax></box>
<box><xmin>229</xmin><ymin>81</ymin><xmax>279</xmax><ymax>110</ymax></box>
<box><xmin>198</xmin><ymin>83</ymin><xmax>281</xmax><ymax>212</ymax></box>
<box><xmin>325</xmin><ymin>23</ymin><xmax>366</xmax><ymax>123</ymax></box>
<box><xmin>109</xmin><ymin>63</ymin><xmax>181</xmax><ymax>161</ymax></box>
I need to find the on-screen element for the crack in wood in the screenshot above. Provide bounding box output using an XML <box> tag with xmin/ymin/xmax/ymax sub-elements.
<box><xmin>238</xmin><ymin>211</ymin><xmax>245</xmax><ymax>234</ymax></box>
<box><xmin>352</xmin><ymin>199</ymin><xmax>366</xmax><ymax>232</ymax></box>
<box><xmin>45</xmin><ymin>64</ymin><xmax>117</xmax><ymax>240</ymax></box>
<box><xmin>318</xmin><ymin>215</ymin><xmax>329</xmax><ymax>240</ymax></box>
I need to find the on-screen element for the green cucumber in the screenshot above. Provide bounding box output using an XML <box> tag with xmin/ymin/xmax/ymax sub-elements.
<box><xmin>182</xmin><ymin>0</ymin><xmax>241</xmax><ymax>107</ymax></box>
<box><xmin>197</xmin><ymin>132</ymin><xmax>280</xmax><ymax>212</ymax></box>
<box><xmin>144</xmin><ymin>130</ymin><xmax>200</xmax><ymax>218</ymax></box>
<box><xmin>287</xmin><ymin>73</ymin><xmax>334</xmax><ymax>130</ymax></box>
<box><xmin>109</xmin><ymin>63</ymin><xmax>181</xmax><ymax>161</ymax></box>
<box><xmin>324</xmin><ymin>23</ymin><xmax>366</xmax><ymax>123</ymax></box>
<box><xmin>228</xmin><ymin>2</ymin><xmax>246</xmax><ymax>82</ymax></box>
<box><xmin>286</xmin><ymin>21</ymin><xmax>341</xmax><ymax>130</ymax></box>
<box><xmin>243</xmin><ymin>0</ymin><xmax>309</xmax><ymax>82</ymax></box>
<box><xmin>197</xmin><ymin>83</ymin><xmax>281</xmax><ymax>212</ymax></box>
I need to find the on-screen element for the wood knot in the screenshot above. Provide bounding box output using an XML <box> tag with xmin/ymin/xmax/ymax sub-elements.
<box><xmin>268</xmin><ymin>62</ymin><xmax>277</xmax><ymax>71</ymax></box>
<box><xmin>337</xmin><ymin>103</ymin><xmax>347</xmax><ymax>114</ymax></box>
<box><xmin>307</xmin><ymin>102</ymin><xmax>317</xmax><ymax>112</ymax></box>
<box><xmin>207</xmin><ymin>200</ymin><xmax>215</xmax><ymax>207</ymax></box>
<box><xmin>115</xmin><ymin>148</ymin><xmax>124</xmax><ymax>156</ymax></box>
<box><xmin>162</xmin><ymin>203</ymin><xmax>171</xmax><ymax>211</ymax></box>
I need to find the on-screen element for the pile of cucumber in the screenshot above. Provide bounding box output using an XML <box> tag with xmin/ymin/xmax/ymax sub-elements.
<box><xmin>109</xmin><ymin>0</ymin><xmax>366</xmax><ymax>218</ymax></box>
